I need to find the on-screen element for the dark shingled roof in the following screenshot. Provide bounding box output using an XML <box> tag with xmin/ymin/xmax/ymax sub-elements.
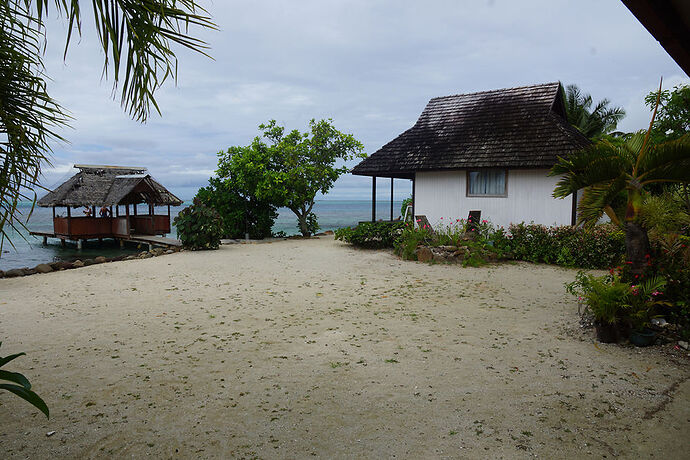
<box><xmin>351</xmin><ymin>82</ymin><xmax>591</xmax><ymax>178</ymax></box>
<box><xmin>38</xmin><ymin>165</ymin><xmax>183</xmax><ymax>207</ymax></box>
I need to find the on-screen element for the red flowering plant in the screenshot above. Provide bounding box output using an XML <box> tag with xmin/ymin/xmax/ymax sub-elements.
<box><xmin>621</xmin><ymin>275</ymin><xmax>670</xmax><ymax>332</ymax></box>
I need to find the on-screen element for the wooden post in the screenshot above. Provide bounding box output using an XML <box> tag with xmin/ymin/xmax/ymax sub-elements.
<box><xmin>77</xmin><ymin>239</ymin><xmax>83</xmax><ymax>250</ymax></box>
<box><xmin>390</xmin><ymin>178</ymin><xmax>394</xmax><ymax>221</ymax></box>
<box><xmin>91</xmin><ymin>205</ymin><xmax>96</xmax><ymax>217</ymax></box>
<box><xmin>126</xmin><ymin>204</ymin><xmax>130</xmax><ymax>236</ymax></box>
<box><xmin>412</xmin><ymin>176</ymin><xmax>416</xmax><ymax>227</ymax></box>
<box><xmin>52</xmin><ymin>207</ymin><xmax>55</xmax><ymax>219</ymax></box>
<box><xmin>67</xmin><ymin>207</ymin><xmax>71</xmax><ymax>235</ymax></box>
<box><xmin>150</xmin><ymin>202</ymin><xmax>154</xmax><ymax>233</ymax></box>
<box><xmin>371</xmin><ymin>176</ymin><xmax>377</xmax><ymax>222</ymax></box>
<box><xmin>133</xmin><ymin>204</ymin><xmax>137</xmax><ymax>216</ymax></box>
<box><xmin>43</xmin><ymin>236</ymin><xmax>47</xmax><ymax>245</ymax></box>
<box><xmin>116</xmin><ymin>205</ymin><xmax>120</xmax><ymax>217</ymax></box>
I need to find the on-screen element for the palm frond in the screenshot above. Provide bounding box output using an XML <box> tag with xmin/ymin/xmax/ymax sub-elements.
<box><xmin>550</xmin><ymin>141</ymin><xmax>629</xmax><ymax>197</ymax></box>
<box><xmin>637</xmin><ymin>135</ymin><xmax>690</xmax><ymax>184</ymax></box>
<box><xmin>0</xmin><ymin>0</ymin><xmax>68</xmax><ymax>251</ymax></box>
<box><xmin>577</xmin><ymin>177</ymin><xmax>627</xmax><ymax>228</ymax></box>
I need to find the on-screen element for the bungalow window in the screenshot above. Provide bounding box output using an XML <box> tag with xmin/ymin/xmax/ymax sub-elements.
<box><xmin>467</xmin><ymin>170</ymin><xmax>507</xmax><ymax>197</ymax></box>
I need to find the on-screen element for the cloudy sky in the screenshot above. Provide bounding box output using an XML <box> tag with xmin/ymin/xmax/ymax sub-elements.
<box><xmin>40</xmin><ymin>0</ymin><xmax>688</xmax><ymax>201</ymax></box>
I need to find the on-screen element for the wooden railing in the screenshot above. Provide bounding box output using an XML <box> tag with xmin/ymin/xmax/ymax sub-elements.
<box><xmin>52</xmin><ymin>214</ymin><xmax>170</xmax><ymax>239</ymax></box>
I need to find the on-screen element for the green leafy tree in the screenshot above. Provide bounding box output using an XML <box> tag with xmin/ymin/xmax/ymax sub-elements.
<box><xmin>250</xmin><ymin>119</ymin><xmax>365</xmax><ymax>236</ymax></box>
<box><xmin>551</xmin><ymin>87</ymin><xmax>690</xmax><ymax>276</ymax></box>
<box><xmin>0</xmin><ymin>0</ymin><xmax>215</xmax><ymax>249</ymax></box>
<box><xmin>644</xmin><ymin>84</ymin><xmax>690</xmax><ymax>142</ymax></box>
<box><xmin>564</xmin><ymin>84</ymin><xmax>626</xmax><ymax>139</ymax></box>
<box><xmin>196</xmin><ymin>176</ymin><xmax>277</xmax><ymax>239</ymax></box>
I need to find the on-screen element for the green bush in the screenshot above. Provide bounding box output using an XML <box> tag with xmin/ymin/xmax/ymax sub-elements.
<box><xmin>174</xmin><ymin>198</ymin><xmax>224</xmax><ymax>250</ymax></box>
<box><xmin>394</xmin><ymin>224</ymin><xmax>434</xmax><ymax>260</ymax></box>
<box><xmin>507</xmin><ymin>223</ymin><xmax>624</xmax><ymax>268</ymax></box>
<box><xmin>196</xmin><ymin>177</ymin><xmax>277</xmax><ymax>239</ymax></box>
<box><xmin>335</xmin><ymin>221</ymin><xmax>405</xmax><ymax>249</ymax></box>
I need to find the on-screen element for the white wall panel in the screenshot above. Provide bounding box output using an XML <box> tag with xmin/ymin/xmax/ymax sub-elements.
<box><xmin>415</xmin><ymin>169</ymin><xmax>572</xmax><ymax>229</ymax></box>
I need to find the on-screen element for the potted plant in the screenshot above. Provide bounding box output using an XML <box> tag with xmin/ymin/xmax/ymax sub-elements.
<box><xmin>567</xmin><ymin>271</ymin><xmax>629</xmax><ymax>343</ymax></box>
<box><xmin>623</xmin><ymin>276</ymin><xmax>669</xmax><ymax>347</ymax></box>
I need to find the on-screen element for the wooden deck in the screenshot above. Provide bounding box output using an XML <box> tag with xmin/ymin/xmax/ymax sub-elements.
<box><xmin>126</xmin><ymin>234</ymin><xmax>182</xmax><ymax>247</ymax></box>
<box><xmin>29</xmin><ymin>231</ymin><xmax>182</xmax><ymax>249</ymax></box>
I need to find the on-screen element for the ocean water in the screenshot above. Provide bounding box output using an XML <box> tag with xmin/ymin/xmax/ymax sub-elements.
<box><xmin>0</xmin><ymin>200</ymin><xmax>403</xmax><ymax>271</ymax></box>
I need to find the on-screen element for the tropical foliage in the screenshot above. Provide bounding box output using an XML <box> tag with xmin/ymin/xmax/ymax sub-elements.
<box><xmin>0</xmin><ymin>0</ymin><xmax>215</xmax><ymax>250</ymax></box>
<box><xmin>334</xmin><ymin>221</ymin><xmax>405</xmax><ymax>249</ymax></box>
<box><xmin>0</xmin><ymin>342</ymin><xmax>48</xmax><ymax>418</ymax></box>
<box><xmin>213</xmin><ymin>120</ymin><xmax>364</xmax><ymax>237</ymax></box>
<box><xmin>173</xmin><ymin>197</ymin><xmax>224</xmax><ymax>250</ymax></box>
<box><xmin>644</xmin><ymin>84</ymin><xmax>690</xmax><ymax>142</ymax></box>
<box><xmin>563</xmin><ymin>84</ymin><xmax>626</xmax><ymax>139</ymax></box>
<box><xmin>551</xmin><ymin>85</ymin><xmax>690</xmax><ymax>275</ymax></box>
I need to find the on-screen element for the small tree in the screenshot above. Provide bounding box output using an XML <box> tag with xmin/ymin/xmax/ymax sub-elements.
<box><xmin>644</xmin><ymin>84</ymin><xmax>690</xmax><ymax>142</ymax></box>
<box><xmin>551</xmin><ymin>84</ymin><xmax>690</xmax><ymax>276</ymax></box>
<box><xmin>174</xmin><ymin>198</ymin><xmax>224</xmax><ymax>250</ymax></box>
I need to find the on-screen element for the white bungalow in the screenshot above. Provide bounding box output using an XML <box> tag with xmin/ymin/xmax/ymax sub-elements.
<box><xmin>351</xmin><ymin>82</ymin><xmax>591</xmax><ymax>229</ymax></box>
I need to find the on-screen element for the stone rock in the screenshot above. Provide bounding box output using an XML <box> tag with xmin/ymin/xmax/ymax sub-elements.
<box><xmin>5</xmin><ymin>268</ymin><xmax>26</xmax><ymax>277</ymax></box>
<box><xmin>73</xmin><ymin>260</ymin><xmax>84</xmax><ymax>268</ymax></box>
<box><xmin>24</xmin><ymin>268</ymin><xmax>37</xmax><ymax>275</ymax></box>
<box><xmin>35</xmin><ymin>263</ymin><xmax>53</xmax><ymax>274</ymax></box>
<box><xmin>324</xmin><ymin>230</ymin><xmax>334</xmax><ymax>235</ymax></box>
<box><xmin>82</xmin><ymin>259</ymin><xmax>95</xmax><ymax>266</ymax></box>
<box><xmin>94</xmin><ymin>256</ymin><xmax>106</xmax><ymax>264</ymax></box>
<box><xmin>416</xmin><ymin>246</ymin><xmax>433</xmax><ymax>262</ymax></box>
<box><xmin>432</xmin><ymin>252</ymin><xmax>448</xmax><ymax>262</ymax></box>
<box><xmin>165</xmin><ymin>249</ymin><xmax>174</xmax><ymax>254</ymax></box>
<box><xmin>679</xmin><ymin>341</ymin><xmax>689</xmax><ymax>351</ymax></box>
<box><xmin>124</xmin><ymin>255</ymin><xmax>137</xmax><ymax>261</ymax></box>
<box><xmin>139</xmin><ymin>253</ymin><xmax>153</xmax><ymax>259</ymax></box>
<box><xmin>153</xmin><ymin>248</ymin><xmax>165</xmax><ymax>256</ymax></box>
<box><xmin>49</xmin><ymin>262</ymin><xmax>62</xmax><ymax>270</ymax></box>
<box><xmin>438</xmin><ymin>245</ymin><xmax>458</xmax><ymax>252</ymax></box>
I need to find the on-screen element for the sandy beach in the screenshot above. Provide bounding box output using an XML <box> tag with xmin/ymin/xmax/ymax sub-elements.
<box><xmin>1</xmin><ymin>236</ymin><xmax>688</xmax><ymax>459</ymax></box>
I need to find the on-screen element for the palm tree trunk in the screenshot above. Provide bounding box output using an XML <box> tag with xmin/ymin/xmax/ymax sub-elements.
<box><xmin>625</xmin><ymin>221</ymin><xmax>650</xmax><ymax>277</ymax></box>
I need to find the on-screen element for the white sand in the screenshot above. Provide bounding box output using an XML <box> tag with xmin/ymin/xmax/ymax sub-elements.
<box><xmin>1</xmin><ymin>236</ymin><xmax>688</xmax><ymax>459</ymax></box>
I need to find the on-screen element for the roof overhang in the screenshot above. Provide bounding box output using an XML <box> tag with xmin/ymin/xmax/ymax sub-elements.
<box><xmin>622</xmin><ymin>0</ymin><xmax>690</xmax><ymax>76</ymax></box>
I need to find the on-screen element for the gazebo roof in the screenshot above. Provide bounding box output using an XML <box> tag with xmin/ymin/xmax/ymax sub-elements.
<box><xmin>351</xmin><ymin>82</ymin><xmax>591</xmax><ymax>178</ymax></box>
<box><xmin>38</xmin><ymin>165</ymin><xmax>183</xmax><ymax>207</ymax></box>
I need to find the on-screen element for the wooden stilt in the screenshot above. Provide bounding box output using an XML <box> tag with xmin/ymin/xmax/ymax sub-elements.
<box><xmin>77</xmin><ymin>239</ymin><xmax>83</xmax><ymax>250</ymax></box>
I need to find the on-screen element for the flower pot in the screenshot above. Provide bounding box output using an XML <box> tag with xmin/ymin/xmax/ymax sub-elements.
<box><xmin>630</xmin><ymin>329</ymin><xmax>656</xmax><ymax>347</ymax></box>
<box><xmin>594</xmin><ymin>321</ymin><xmax>620</xmax><ymax>343</ymax></box>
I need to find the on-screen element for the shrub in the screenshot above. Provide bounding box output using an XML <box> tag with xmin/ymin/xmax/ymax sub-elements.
<box><xmin>394</xmin><ymin>224</ymin><xmax>434</xmax><ymax>260</ymax></box>
<box><xmin>196</xmin><ymin>177</ymin><xmax>277</xmax><ymax>239</ymax></box>
<box><xmin>174</xmin><ymin>198</ymin><xmax>224</xmax><ymax>250</ymax></box>
<box><xmin>335</xmin><ymin>221</ymin><xmax>405</xmax><ymax>249</ymax></box>
<box><xmin>507</xmin><ymin>223</ymin><xmax>624</xmax><ymax>269</ymax></box>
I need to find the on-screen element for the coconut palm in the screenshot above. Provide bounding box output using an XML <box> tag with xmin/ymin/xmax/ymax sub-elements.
<box><xmin>551</xmin><ymin>87</ymin><xmax>690</xmax><ymax>276</ymax></box>
<box><xmin>0</xmin><ymin>1</ymin><xmax>215</xmax><ymax>250</ymax></box>
<box><xmin>564</xmin><ymin>84</ymin><xmax>626</xmax><ymax>139</ymax></box>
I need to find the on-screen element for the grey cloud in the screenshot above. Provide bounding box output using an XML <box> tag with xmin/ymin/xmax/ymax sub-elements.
<box><xmin>37</xmin><ymin>0</ymin><xmax>687</xmax><ymax>200</ymax></box>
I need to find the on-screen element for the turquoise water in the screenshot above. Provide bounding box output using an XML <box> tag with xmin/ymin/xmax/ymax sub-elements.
<box><xmin>0</xmin><ymin>200</ymin><xmax>402</xmax><ymax>271</ymax></box>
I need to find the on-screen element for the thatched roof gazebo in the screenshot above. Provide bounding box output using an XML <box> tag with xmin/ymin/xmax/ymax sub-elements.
<box><xmin>34</xmin><ymin>164</ymin><xmax>183</xmax><ymax>248</ymax></box>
